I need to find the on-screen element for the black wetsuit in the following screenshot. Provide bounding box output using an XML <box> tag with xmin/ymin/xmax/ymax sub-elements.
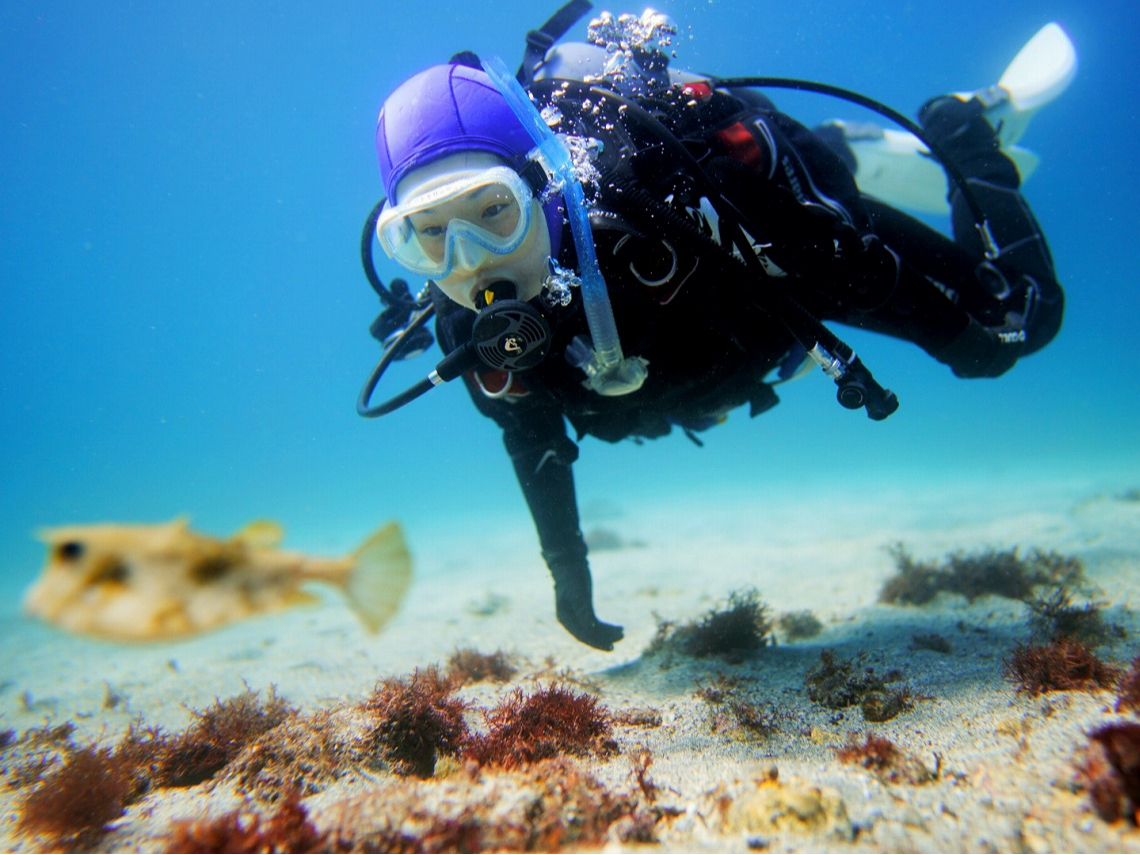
<box><xmin>433</xmin><ymin>78</ymin><xmax>1064</xmax><ymax>650</ymax></box>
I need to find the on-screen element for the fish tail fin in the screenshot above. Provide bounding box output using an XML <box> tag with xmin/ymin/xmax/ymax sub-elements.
<box><xmin>345</xmin><ymin>521</ymin><xmax>413</xmax><ymax>633</ymax></box>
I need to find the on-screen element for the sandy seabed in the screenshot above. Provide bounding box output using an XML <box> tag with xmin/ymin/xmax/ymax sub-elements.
<box><xmin>3</xmin><ymin>474</ymin><xmax>1140</xmax><ymax>853</ymax></box>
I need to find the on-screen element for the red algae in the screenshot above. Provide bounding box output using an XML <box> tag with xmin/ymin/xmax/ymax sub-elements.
<box><xmin>164</xmin><ymin>791</ymin><xmax>328</xmax><ymax>854</ymax></box>
<box><xmin>328</xmin><ymin>756</ymin><xmax>642</xmax><ymax>853</ymax></box>
<box><xmin>836</xmin><ymin>732</ymin><xmax>935</xmax><ymax>785</ymax></box>
<box><xmin>362</xmin><ymin>665</ymin><xmax>471</xmax><ymax>778</ymax></box>
<box><xmin>152</xmin><ymin>686</ymin><xmax>296</xmax><ymax>787</ymax></box>
<box><xmin>467</xmin><ymin>684</ymin><xmax>617</xmax><ymax>769</ymax></box>
<box><xmin>1115</xmin><ymin>652</ymin><xmax>1140</xmax><ymax>713</ymax></box>
<box><xmin>1077</xmin><ymin>721</ymin><xmax>1140</xmax><ymax>824</ymax></box>
<box><xmin>445</xmin><ymin>647</ymin><xmax>519</xmax><ymax>686</ymax></box>
<box><xmin>15</xmin><ymin>744</ymin><xmax>132</xmax><ymax>851</ymax></box>
<box><xmin>1003</xmin><ymin>637</ymin><xmax>1121</xmax><ymax>696</ymax></box>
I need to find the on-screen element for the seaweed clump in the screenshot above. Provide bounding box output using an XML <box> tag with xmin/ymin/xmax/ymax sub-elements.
<box><xmin>1076</xmin><ymin>721</ymin><xmax>1140</xmax><ymax>825</ymax></box>
<box><xmin>1026</xmin><ymin>586</ymin><xmax>1117</xmax><ymax>645</ymax></box>
<box><xmin>341</xmin><ymin>756</ymin><xmax>644</xmax><ymax>852</ymax></box>
<box><xmin>445</xmin><ymin>647</ymin><xmax>519</xmax><ymax>686</ymax></box>
<box><xmin>1003</xmin><ymin>637</ymin><xmax>1122</xmax><ymax>696</ymax></box>
<box><xmin>467</xmin><ymin>684</ymin><xmax>617</xmax><ymax>769</ymax></box>
<box><xmin>221</xmin><ymin>706</ymin><xmax>382</xmax><ymax>802</ymax></box>
<box><xmin>152</xmin><ymin>686</ymin><xmax>296</xmax><ymax>788</ymax></box>
<box><xmin>880</xmin><ymin>544</ymin><xmax>1084</xmax><ymax>606</ymax></box>
<box><xmin>1116</xmin><ymin>653</ymin><xmax>1140</xmax><ymax>714</ymax></box>
<box><xmin>14</xmin><ymin>744</ymin><xmax>132</xmax><ymax>851</ymax></box>
<box><xmin>165</xmin><ymin>790</ymin><xmax>328</xmax><ymax>854</ymax></box>
<box><xmin>805</xmin><ymin>649</ymin><xmax>915</xmax><ymax>722</ymax></box>
<box><xmin>650</xmin><ymin>589</ymin><xmax>772</xmax><ymax>663</ymax></box>
<box><xmin>695</xmin><ymin>677</ymin><xmax>781</xmax><ymax>739</ymax></box>
<box><xmin>4</xmin><ymin>721</ymin><xmax>76</xmax><ymax>789</ymax></box>
<box><xmin>777</xmin><ymin>610</ymin><xmax>824</xmax><ymax>641</ymax></box>
<box><xmin>835</xmin><ymin>732</ymin><xmax>935</xmax><ymax>785</ymax></box>
<box><xmin>362</xmin><ymin>666</ymin><xmax>470</xmax><ymax>778</ymax></box>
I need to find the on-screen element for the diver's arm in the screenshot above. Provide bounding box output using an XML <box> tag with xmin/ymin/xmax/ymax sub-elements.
<box><xmin>829</xmin><ymin>233</ymin><xmax>1028</xmax><ymax>378</ymax></box>
<box><xmin>462</xmin><ymin>367</ymin><xmax>625</xmax><ymax>650</ymax></box>
<box><xmin>435</xmin><ymin>300</ymin><xmax>621</xmax><ymax>650</ymax></box>
<box><xmin>500</xmin><ymin>407</ymin><xmax>624</xmax><ymax>651</ymax></box>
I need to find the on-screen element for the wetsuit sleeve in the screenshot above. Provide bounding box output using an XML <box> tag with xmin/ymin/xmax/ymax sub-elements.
<box><xmin>434</xmin><ymin>296</ymin><xmax>622</xmax><ymax>650</ymax></box>
<box><xmin>499</xmin><ymin>405</ymin><xmax>622</xmax><ymax>651</ymax></box>
<box><xmin>482</xmin><ymin>396</ymin><xmax>625</xmax><ymax>651</ymax></box>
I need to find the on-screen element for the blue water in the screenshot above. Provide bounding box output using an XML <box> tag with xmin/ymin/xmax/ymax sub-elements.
<box><xmin>1</xmin><ymin>0</ymin><xmax>1137</xmax><ymax>618</ymax></box>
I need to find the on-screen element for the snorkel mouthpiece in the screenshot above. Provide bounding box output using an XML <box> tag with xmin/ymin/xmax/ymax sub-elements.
<box><xmin>481</xmin><ymin>55</ymin><xmax>648</xmax><ymax>396</ymax></box>
<box><xmin>477</xmin><ymin>280</ymin><xmax>518</xmax><ymax>306</ymax></box>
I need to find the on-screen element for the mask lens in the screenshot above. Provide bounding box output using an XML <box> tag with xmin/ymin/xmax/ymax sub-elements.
<box><xmin>377</xmin><ymin>167</ymin><xmax>533</xmax><ymax>277</ymax></box>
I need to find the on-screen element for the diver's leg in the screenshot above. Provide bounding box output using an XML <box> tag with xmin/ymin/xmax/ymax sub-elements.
<box><xmin>919</xmin><ymin>96</ymin><xmax>1064</xmax><ymax>355</ymax></box>
<box><xmin>834</xmin><ymin>233</ymin><xmax>1025</xmax><ymax>379</ymax></box>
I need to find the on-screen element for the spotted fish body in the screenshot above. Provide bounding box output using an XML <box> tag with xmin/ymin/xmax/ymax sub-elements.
<box><xmin>24</xmin><ymin>518</ymin><xmax>411</xmax><ymax>641</ymax></box>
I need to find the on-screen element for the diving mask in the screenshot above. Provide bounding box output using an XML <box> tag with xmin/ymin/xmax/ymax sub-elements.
<box><xmin>376</xmin><ymin>165</ymin><xmax>537</xmax><ymax>279</ymax></box>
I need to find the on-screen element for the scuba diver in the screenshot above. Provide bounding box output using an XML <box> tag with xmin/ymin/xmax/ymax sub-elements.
<box><xmin>357</xmin><ymin>4</ymin><xmax>1075</xmax><ymax>650</ymax></box>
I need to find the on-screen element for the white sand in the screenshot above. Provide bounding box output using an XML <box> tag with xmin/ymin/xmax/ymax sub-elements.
<box><xmin>3</xmin><ymin>474</ymin><xmax>1140</xmax><ymax>852</ymax></box>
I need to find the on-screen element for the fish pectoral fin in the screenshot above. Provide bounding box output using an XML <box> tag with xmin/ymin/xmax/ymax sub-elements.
<box><xmin>232</xmin><ymin>519</ymin><xmax>285</xmax><ymax>549</ymax></box>
<box><xmin>344</xmin><ymin>521</ymin><xmax>413</xmax><ymax>633</ymax></box>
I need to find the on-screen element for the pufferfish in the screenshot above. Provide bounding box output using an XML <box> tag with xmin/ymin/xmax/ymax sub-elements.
<box><xmin>23</xmin><ymin>518</ymin><xmax>412</xmax><ymax>641</ymax></box>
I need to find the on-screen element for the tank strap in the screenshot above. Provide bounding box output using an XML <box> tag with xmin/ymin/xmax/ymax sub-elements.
<box><xmin>518</xmin><ymin>0</ymin><xmax>595</xmax><ymax>86</ymax></box>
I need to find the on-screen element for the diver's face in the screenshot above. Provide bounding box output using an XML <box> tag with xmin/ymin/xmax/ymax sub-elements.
<box><xmin>431</xmin><ymin>198</ymin><xmax>552</xmax><ymax>311</ymax></box>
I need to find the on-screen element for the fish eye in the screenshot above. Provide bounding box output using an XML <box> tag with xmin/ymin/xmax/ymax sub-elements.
<box><xmin>55</xmin><ymin>541</ymin><xmax>85</xmax><ymax>563</ymax></box>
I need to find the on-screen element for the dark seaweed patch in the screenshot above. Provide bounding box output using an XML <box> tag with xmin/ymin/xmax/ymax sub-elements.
<box><xmin>648</xmin><ymin>589</ymin><xmax>772</xmax><ymax>663</ymax></box>
<box><xmin>805</xmin><ymin>649</ymin><xmax>915</xmax><ymax>722</ymax></box>
<box><xmin>467</xmin><ymin>684</ymin><xmax>617</xmax><ymax>769</ymax></box>
<box><xmin>777</xmin><ymin>610</ymin><xmax>823</xmax><ymax>641</ymax></box>
<box><xmin>1077</xmin><ymin>721</ymin><xmax>1140</xmax><ymax>824</ymax></box>
<box><xmin>880</xmin><ymin>545</ymin><xmax>1085</xmax><ymax>606</ymax></box>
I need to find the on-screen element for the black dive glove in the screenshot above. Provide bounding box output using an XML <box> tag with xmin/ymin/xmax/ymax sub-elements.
<box><xmin>547</xmin><ymin>550</ymin><xmax>624</xmax><ymax>651</ymax></box>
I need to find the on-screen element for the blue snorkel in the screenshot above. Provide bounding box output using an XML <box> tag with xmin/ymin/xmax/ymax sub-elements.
<box><xmin>482</xmin><ymin>55</ymin><xmax>648</xmax><ymax>396</ymax></box>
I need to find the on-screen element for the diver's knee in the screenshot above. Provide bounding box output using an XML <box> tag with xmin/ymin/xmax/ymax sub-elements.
<box><xmin>932</xmin><ymin>318</ymin><xmax>1023</xmax><ymax>378</ymax></box>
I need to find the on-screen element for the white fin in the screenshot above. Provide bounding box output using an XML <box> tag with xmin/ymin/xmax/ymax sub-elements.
<box><xmin>232</xmin><ymin>519</ymin><xmax>284</xmax><ymax>548</ymax></box>
<box><xmin>983</xmin><ymin>22</ymin><xmax>1078</xmax><ymax>147</ymax></box>
<box><xmin>344</xmin><ymin>521</ymin><xmax>412</xmax><ymax>633</ymax></box>
<box><xmin>844</xmin><ymin>23</ymin><xmax>1074</xmax><ymax>215</ymax></box>
<box><xmin>999</xmin><ymin>22</ymin><xmax>1078</xmax><ymax>112</ymax></box>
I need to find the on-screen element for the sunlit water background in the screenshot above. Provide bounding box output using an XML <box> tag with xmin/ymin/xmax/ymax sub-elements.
<box><xmin>2</xmin><ymin>0</ymin><xmax>1137</xmax><ymax>634</ymax></box>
